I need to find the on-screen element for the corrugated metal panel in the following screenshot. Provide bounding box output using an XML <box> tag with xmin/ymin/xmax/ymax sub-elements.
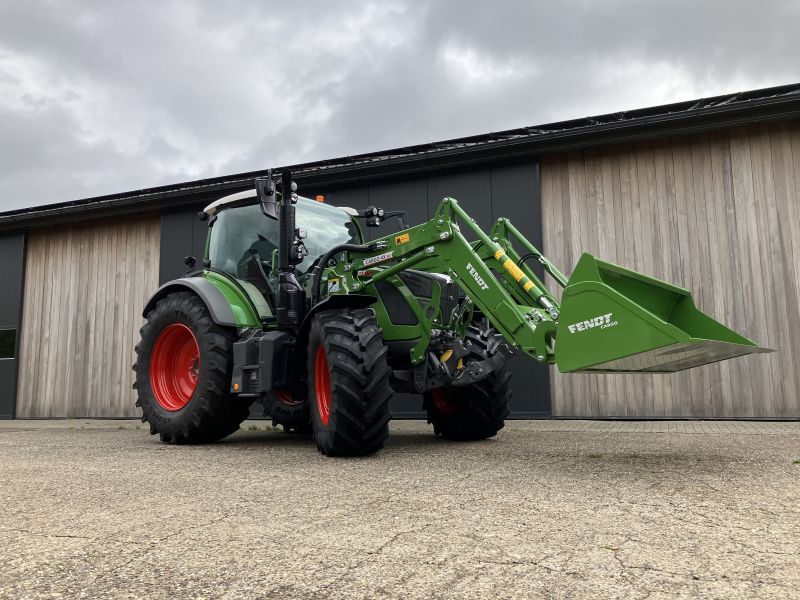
<box><xmin>0</xmin><ymin>233</ymin><xmax>25</xmax><ymax>418</ymax></box>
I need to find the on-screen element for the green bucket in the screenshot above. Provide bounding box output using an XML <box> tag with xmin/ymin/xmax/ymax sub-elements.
<box><xmin>554</xmin><ymin>254</ymin><xmax>772</xmax><ymax>373</ymax></box>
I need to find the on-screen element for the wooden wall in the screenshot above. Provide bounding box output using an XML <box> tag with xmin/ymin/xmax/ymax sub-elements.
<box><xmin>16</xmin><ymin>215</ymin><xmax>159</xmax><ymax>417</ymax></box>
<box><xmin>541</xmin><ymin>121</ymin><xmax>800</xmax><ymax>418</ymax></box>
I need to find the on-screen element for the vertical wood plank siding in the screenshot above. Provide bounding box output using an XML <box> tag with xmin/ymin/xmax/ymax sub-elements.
<box><xmin>541</xmin><ymin>122</ymin><xmax>800</xmax><ymax>418</ymax></box>
<box><xmin>16</xmin><ymin>215</ymin><xmax>160</xmax><ymax>417</ymax></box>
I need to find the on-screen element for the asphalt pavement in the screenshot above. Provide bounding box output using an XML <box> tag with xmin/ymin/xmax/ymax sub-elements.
<box><xmin>0</xmin><ymin>419</ymin><xmax>798</xmax><ymax>599</ymax></box>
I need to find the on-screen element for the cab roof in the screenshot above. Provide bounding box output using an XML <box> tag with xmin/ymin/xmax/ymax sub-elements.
<box><xmin>203</xmin><ymin>189</ymin><xmax>257</xmax><ymax>215</ymax></box>
<box><xmin>203</xmin><ymin>189</ymin><xmax>359</xmax><ymax>217</ymax></box>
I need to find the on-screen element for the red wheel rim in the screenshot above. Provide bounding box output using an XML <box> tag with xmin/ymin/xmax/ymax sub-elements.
<box><xmin>314</xmin><ymin>345</ymin><xmax>331</xmax><ymax>426</ymax></box>
<box><xmin>274</xmin><ymin>391</ymin><xmax>303</xmax><ymax>406</ymax></box>
<box><xmin>431</xmin><ymin>388</ymin><xmax>456</xmax><ymax>415</ymax></box>
<box><xmin>150</xmin><ymin>323</ymin><xmax>200</xmax><ymax>411</ymax></box>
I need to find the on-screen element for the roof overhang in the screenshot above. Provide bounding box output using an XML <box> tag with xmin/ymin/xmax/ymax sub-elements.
<box><xmin>2</xmin><ymin>83</ymin><xmax>800</xmax><ymax>231</ymax></box>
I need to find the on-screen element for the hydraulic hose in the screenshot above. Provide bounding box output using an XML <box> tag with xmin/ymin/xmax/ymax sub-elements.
<box><xmin>311</xmin><ymin>242</ymin><xmax>379</xmax><ymax>305</ymax></box>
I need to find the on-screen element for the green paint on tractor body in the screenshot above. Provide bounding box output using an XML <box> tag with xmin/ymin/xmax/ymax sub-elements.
<box><xmin>203</xmin><ymin>269</ymin><xmax>265</xmax><ymax>327</ymax></box>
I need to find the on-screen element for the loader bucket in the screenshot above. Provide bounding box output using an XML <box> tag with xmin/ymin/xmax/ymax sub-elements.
<box><xmin>554</xmin><ymin>253</ymin><xmax>771</xmax><ymax>373</ymax></box>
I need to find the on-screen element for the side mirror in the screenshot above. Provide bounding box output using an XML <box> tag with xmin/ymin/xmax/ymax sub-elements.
<box><xmin>255</xmin><ymin>170</ymin><xmax>278</xmax><ymax>220</ymax></box>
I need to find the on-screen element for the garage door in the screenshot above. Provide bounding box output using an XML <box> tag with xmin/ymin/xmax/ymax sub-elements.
<box><xmin>16</xmin><ymin>215</ymin><xmax>160</xmax><ymax>417</ymax></box>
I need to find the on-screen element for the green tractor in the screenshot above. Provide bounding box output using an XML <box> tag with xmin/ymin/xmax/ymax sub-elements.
<box><xmin>134</xmin><ymin>170</ymin><xmax>769</xmax><ymax>455</ymax></box>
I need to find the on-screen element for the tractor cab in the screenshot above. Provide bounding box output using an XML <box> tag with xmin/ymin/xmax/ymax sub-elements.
<box><xmin>204</xmin><ymin>190</ymin><xmax>361</xmax><ymax>316</ymax></box>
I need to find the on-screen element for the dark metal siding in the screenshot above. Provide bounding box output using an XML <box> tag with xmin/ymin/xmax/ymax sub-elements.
<box><xmin>346</xmin><ymin>179</ymin><xmax>429</xmax><ymax>243</ymax></box>
<box><xmin>159</xmin><ymin>208</ymin><xmax>208</xmax><ymax>284</ymax></box>
<box><xmin>311</xmin><ymin>161</ymin><xmax>551</xmax><ymax>417</ymax></box>
<box><xmin>487</xmin><ymin>162</ymin><xmax>550</xmax><ymax>417</ymax></box>
<box><xmin>0</xmin><ymin>232</ymin><xmax>26</xmax><ymax>418</ymax></box>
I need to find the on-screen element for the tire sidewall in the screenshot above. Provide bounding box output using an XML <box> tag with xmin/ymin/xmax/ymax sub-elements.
<box><xmin>135</xmin><ymin>292</ymin><xmax>238</xmax><ymax>441</ymax></box>
<box><xmin>308</xmin><ymin>318</ymin><xmax>336</xmax><ymax>449</ymax></box>
<box><xmin>266</xmin><ymin>392</ymin><xmax>311</xmax><ymax>432</ymax></box>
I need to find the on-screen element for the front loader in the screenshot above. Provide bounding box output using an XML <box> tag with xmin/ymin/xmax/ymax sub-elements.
<box><xmin>133</xmin><ymin>170</ymin><xmax>770</xmax><ymax>455</ymax></box>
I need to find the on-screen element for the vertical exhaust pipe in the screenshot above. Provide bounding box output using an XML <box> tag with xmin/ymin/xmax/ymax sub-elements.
<box><xmin>278</xmin><ymin>170</ymin><xmax>296</xmax><ymax>273</ymax></box>
<box><xmin>275</xmin><ymin>170</ymin><xmax>305</xmax><ymax>331</ymax></box>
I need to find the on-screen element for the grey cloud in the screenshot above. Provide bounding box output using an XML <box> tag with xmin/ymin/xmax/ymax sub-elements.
<box><xmin>0</xmin><ymin>0</ymin><xmax>798</xmax><ymax>211</ymax></box>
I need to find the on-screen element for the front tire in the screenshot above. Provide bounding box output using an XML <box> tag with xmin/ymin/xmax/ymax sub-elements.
<box><xmin>265</xmin><ymin>391</ymin><xmax>311</xmax><ymax>433</ymax></box>
<box><xmin>423</xmin><ymin>324</ymin><xmax>511</xmax><ymax>440</ymax></box>
<box><xmin>308</xmin><ymin>308</ymin><xmax>392</xmax><ymax>456</ymax></box>
<box><xmin>134</xmin><ymin>291</ymin><xmax>251</xmax><ymax>444</ymax></box>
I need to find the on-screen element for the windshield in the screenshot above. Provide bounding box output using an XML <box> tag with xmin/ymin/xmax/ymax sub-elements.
<box><xmin>208</xmin><ymin>197</ymin><xmax>360</xmax><ymax>278</ymax></box>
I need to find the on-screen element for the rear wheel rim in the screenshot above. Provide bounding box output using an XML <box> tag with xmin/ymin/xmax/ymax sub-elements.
<box><xmin>274</xmin><ymin>391</ymin><xmax>303</xmax><ymax>406</ymax></box>
<box><xmin>314</xmin><ymin>345</ymin><xmax>331</xmax><ymax>426</ymax></box>
<box><xmin>431</xmin><ymin>388</ymin><xmax>456</xmax><ymax>415</ymax></box>
<box><xmin>150</xmin><ymin>323</ymin><xmax>200</xmax><ymax>411</ymax></box>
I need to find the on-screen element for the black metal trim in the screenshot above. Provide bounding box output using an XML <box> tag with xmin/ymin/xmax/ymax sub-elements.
<box><xmin>1</xmin><ymin>232</ymin><xmax>26</xmax><ymax>419</ymax></box>
<box><xmin>2</xmin><ymin>84</ymin><xmax>799</xmax><ymax>231</ymax></box>
<box><xmin>530</xmin><ymin>160</ymin><xmax>551</xmax><ymax>416</ymax></box>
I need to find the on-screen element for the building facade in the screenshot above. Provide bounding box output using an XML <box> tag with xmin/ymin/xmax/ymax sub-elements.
<box><xmin>1</xmin><ymin>84</ymin><xmax>799</xmax><ymax>419</ymax></box>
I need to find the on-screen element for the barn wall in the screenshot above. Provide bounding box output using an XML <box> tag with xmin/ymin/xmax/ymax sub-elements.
<box><xmin>16</xmin><ymin>215</ymin><xmax>160</xmax><ymax>417</ymax></box>
<box><xmin>540</xmin><ymin>121</ymin><xmax>800</xmax><ymax>418</ymax></box>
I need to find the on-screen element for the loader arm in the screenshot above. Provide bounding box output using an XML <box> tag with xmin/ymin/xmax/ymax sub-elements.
<box><xmin>321</xmin><ymin>197</ymin><xmax>561</xmax><ymax>363</ymax></box>
<box><xmin>321</xmin><ymin>197</ymin><xmax>769</xmax><ymax>373</ymax></box>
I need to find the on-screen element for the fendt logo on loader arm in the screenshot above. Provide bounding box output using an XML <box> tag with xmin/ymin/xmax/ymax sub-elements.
<box><xmin>466</xmin><ymin>262</ymin><xmax>490</xmax><ymax>290</ymax></box>
<box><xmin>567</xmin><ymin>313</ymin><xmax>617</xmax><ymax>333</ymax></box>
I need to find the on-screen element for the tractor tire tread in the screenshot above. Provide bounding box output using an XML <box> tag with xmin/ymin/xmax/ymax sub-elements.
<box><xmin>423</xmin><ymin>324</ymin><xmax>511</xmax><ymax>441</ymax></box>
<box><xmin>133</xmin><ymin>291</ymin><xmax>251</xmax><ymax>444</ymax></box>
<box><xmin>309</xmin><ymin>308</ymin><xmax>392</xmax><ymax>456</ymax></box>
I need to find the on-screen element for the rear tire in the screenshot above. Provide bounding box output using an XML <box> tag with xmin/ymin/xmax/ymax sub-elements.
<box><xmin>134</xmin><ymin>291</ymin><xmax>251</xmax><ymax>444</ymax></box>
<box><xmin>308</xmin><ymin>308</ymin><xmax>392</xmax><ymax>456</ymax></box>
<box><xmin>423</xmin><ymin>324</ymin><xmax>511</xmax><ymax>440</ymax></box>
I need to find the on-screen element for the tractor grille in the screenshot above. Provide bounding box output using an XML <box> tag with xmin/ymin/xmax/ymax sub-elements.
<box><xmin>397</xmin><ymin>270</ymin><xmax>460</xmax><ymax>324</ymax></box>
<box><xmin>439</xmin><ymin>279</ymin><xmax>459</xmax><ymax>323</ymax></box>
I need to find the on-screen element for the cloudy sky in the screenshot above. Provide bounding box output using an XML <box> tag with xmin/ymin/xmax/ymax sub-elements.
<box><xmin>1</xmin><ymin>1</ymin><xmax>798</xmax><ymax>211</ymax></box>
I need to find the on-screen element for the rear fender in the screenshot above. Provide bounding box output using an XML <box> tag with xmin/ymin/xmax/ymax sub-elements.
<box><xmin>143</xmin><ymin>277</ymin><xmax>239</xmax><ymax>327</ymax></box>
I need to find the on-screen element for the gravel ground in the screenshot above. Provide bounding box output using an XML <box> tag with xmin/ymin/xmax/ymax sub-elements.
<box><xmin>0</xmin><ymin>419</ymin><xmax>798</xmax><ymax>599</ymax></box>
